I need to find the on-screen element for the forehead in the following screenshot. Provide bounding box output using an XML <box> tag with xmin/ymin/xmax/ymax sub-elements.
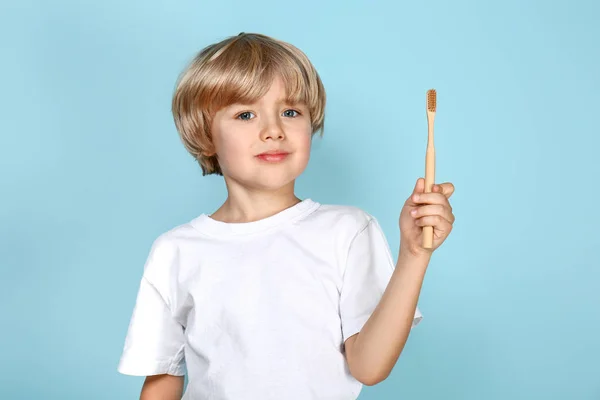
<box><xmin>227</xmin><ymin>78</ymin><xmax>307</xmax><ymax>107</ymax></box>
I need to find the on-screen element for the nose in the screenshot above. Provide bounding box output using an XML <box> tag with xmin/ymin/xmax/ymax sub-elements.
<box><xmin>259</xmin><ymin>118</ymin><xmax>285</xmax><ymax>142</ymax></box>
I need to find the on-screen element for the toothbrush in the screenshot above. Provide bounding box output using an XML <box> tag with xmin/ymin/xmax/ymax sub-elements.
<box><xmin>423</xmin><ymin>89</ymin><xmax>436</xmax><ymax>249</ymax></box>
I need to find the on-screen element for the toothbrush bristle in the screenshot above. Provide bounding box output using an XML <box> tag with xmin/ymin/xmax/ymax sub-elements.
<box><xmin>427</xmin><ymin>89</ymin><xmax>436</xmax><ymax>112</ymax></box>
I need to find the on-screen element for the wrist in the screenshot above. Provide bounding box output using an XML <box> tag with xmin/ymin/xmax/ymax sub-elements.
<box><xmin>399</xmin><ymin>240</ymin><xmax>432</xmax><ymax>262</ymax></box>
<box><xmin>396</xmin><ymin>244</ymin><xmax>430</xmax><ymax>277</ymax></box>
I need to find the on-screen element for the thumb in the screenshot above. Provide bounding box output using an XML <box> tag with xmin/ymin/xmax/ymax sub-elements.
<box><xmin>407</xmin><ymin>178</ymin><xmax>425</xmax><ymax>205</ymax></box>
<box><xmin>412</xmin><ymin>178</ymin><xmax>425</xmax><ymax>195</ymax></box>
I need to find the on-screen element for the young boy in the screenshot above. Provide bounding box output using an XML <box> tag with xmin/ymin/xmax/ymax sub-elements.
<box><xmin>117</xmin><ymin>32</ymin><xmax>455</xmax><ymax>400</ymax></box>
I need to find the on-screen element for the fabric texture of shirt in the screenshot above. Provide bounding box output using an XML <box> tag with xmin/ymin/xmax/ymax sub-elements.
<box><xmin>118</xmin><ymin>199</ymin><xmax>422</xmax><ymax>399</ymax></box>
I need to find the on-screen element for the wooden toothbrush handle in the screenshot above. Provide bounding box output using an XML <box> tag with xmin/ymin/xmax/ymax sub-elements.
<box><xmin>423</xmin><ymin>146</ymin><xmax>435</xmax><ymax>249</ymax></box>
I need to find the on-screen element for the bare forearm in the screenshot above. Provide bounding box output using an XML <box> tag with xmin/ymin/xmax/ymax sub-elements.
<box><xmin>346</xmin><ymin>246</ymin><xmax>430</xmax><ymax>385</ymax></box>
<box><xmin>140</xmin><ymin>374</ymin><xmax>184</xmax><ymax>400</ymax></box>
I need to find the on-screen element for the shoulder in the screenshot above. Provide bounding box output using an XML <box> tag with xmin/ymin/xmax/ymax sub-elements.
<box><xmin>145</xmin><ymin>220</ymin><xmax>197</xmax><ymax>255</ymax></box>
<box><xmin>153</xmin><ymin>219</ymin><xmax>201</xmax><ymax>246</ymax></box>
<box><xmin>141</xmin><ymin>218</ymin><xmax>203</xmax><ymax>277</ymax></box>
<box><xmin>307</xmin><ymin>202</ymin><xmax>376</xmax><ymax>234</ymax></box>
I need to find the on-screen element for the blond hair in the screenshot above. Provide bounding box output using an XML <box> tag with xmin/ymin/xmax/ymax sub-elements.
<box><xmin>171</xmin><ymin>33</ymin><xmax>326</xmax><ymax>175</ymax></box>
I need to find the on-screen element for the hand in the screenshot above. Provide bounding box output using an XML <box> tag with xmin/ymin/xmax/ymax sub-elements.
<box><xmin>399</xmin><ymin>178</ymin><xmax>455</xmax><ymax>257</ymax></box>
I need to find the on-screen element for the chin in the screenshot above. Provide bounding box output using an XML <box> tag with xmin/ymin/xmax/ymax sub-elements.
<box><xmin>228</xmin><ymin>167</ymin><xmax>305</xmax><ymax>192</ymax></box>
<box><xmin>251</xmin><ymin>173</ymin><xmax>299</xmax><ymax>191</ymax></box>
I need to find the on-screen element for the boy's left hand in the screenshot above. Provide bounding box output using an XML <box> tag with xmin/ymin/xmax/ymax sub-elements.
<box><xmin>399</xmin><ymin>178</ymin><xmax>455</xmax><ymax>257</ymax></box>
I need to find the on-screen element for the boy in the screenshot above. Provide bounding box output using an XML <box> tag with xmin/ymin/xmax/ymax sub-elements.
<box><xmin>118</xmin><ymin>32</ymin><xmax>455</xmax><ymax>400</ymax></box>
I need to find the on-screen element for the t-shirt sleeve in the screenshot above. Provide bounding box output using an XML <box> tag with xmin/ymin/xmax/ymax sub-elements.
<box><xmin>339</xmin><ymin>217</ymin><xmax>423</xmax><ymax>343</ymax></box>
<box><xmin>117</xmin><ymin>237</ymin><xmax>186</xmax><ymax>377</ymax></box>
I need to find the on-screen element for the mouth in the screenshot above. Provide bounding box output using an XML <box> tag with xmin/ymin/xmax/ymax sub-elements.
<box><xmin>256</xmin><ymin>150</ymin><xmax>290</xmax><ymax>163</ymax></box>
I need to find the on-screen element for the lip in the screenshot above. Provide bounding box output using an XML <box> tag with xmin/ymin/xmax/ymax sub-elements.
<box><xmin>256</xmin><ymin>150</ymin><xmax>290</xmax><ymax>163</ymax></box>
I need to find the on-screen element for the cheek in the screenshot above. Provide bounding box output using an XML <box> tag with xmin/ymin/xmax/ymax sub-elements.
<box><xmin>215</xmin><ymin>134</ymin><xmax>253</xmax><ymax>172</ymax></box>
<box><xmin>218</xmin><ymin>139</ymin><xmax>245</xmax><ymax>163</ymax></box>
<box><xmin>289</xmin><ymin>132</ymin><xmax>312</xmax><ymax>170</ymax></box>
<box><xmin>297</xmin><ymin>130</ymin><xmax>312</xmax><ymax>155</ymax></box>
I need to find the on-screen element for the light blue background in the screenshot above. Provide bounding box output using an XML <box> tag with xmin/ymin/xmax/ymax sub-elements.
<box><xmin>1</xmin><ymin>0</ymin><xmax>598</xmax><ymax>399</ymax></box>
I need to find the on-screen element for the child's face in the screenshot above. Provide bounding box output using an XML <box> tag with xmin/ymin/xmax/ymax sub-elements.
<box><xmin>210</xmin><ymin>76</ymin><xmax>312</xmax><ymax>192</ymax></box>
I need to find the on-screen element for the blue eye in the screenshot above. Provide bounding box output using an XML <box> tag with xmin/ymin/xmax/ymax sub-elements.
<box><xmin>237</xmin><ymin>112</ymin><xmax>255</xmax><ymax>121</ymax></box>
<box><xmin>283</xmin><ymin>109</ymin><xmax>299</xmax><ymax>118</ymax></box>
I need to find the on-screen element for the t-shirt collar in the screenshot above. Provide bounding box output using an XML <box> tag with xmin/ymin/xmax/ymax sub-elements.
<box><xmin>191</xmin><ymin>198</ymin><xmax>320</xmax><ymax>236</ymax></box>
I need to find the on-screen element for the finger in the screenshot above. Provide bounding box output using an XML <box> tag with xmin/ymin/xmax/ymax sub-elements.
<box><xmin>411</xmin><ymin>192</ymin><xmax>449</xmax><ymax>206</ymax></box>
<box><xmin>411</xmin><ymin>205</ymin><xmax>454</xmax><ymax>225</ymax></box>
<box><xmin>406</xmin><ymin>178</ymin><xmax>425</xmax><ymax>206</ymax></box>
<box><xmin>411</xmin><ymin>204</ymin><xmax>455</xmax><ymax>224</ymax></box>
<box><xmin>432</xmin><ymin>182</ymin><xmax>455</xmax><ymax>199</ymax></box>
<box><xmin>412</xmin><ymin>178</ymin><xmax>425</xmax><ymax>195</ymax></box>
<box><xmin>415</xmin><ymin>215</ymin><xmax>453</xmax><ymax>233</ymax></box>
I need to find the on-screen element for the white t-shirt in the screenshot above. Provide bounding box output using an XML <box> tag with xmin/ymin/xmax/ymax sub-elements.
<box><xmin>118</xmin><ymin>199</ymin><xmax>422</xmax><ymax>399</ymax></box>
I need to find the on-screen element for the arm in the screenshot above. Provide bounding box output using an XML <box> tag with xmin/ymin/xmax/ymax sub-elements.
<box><xmin>140</xmin><ymin>374</ymin><xmax>184</xmax><ymax>400</ymax></box>
<box><xmin>345</xmin><ymin>179</ymin><xmax>455</xmax><ymax>385</ymax></box>
<box><xmin>344</xmin><ymin>247</ymin><xmax>429</xmax><ymax>386</ymax></box>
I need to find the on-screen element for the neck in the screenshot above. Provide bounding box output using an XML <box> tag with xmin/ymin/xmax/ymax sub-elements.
<box><xmin>210</xmin><ymin>179</ymin><xmax>301</xmax><ymax>223</ymax></box>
